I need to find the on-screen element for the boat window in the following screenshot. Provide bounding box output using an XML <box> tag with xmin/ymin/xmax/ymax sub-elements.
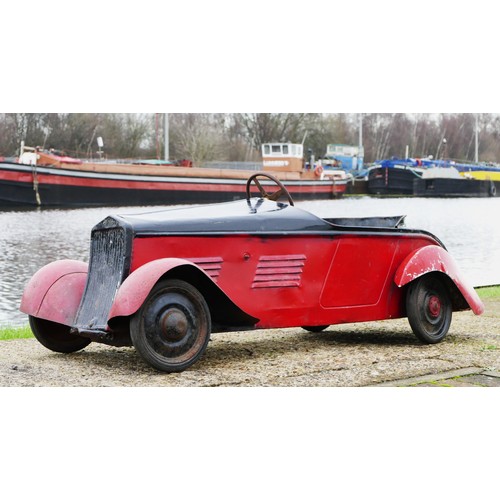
<box><xmin>265</xmin><ymin>143</ymin><xmax>302</xmax><ymax>157</ymax></box>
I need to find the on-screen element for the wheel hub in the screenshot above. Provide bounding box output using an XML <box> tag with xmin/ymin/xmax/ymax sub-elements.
<box><xmin>427</xmin><ymin>295</ymin><xmax>441</xmax><ymax>318</ymax></box>
<box><xmin>160</xmin><ymin>308</ymin><xmax>189</xmax><ymax>342</ymax></box>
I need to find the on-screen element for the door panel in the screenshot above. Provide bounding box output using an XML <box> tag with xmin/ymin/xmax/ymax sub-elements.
<box><xmin>320</xmin><ymin>237</ymin><xmax>398</xmax><ymax>307</ymax></box>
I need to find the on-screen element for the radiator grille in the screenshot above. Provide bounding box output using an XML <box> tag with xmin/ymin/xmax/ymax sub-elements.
<box><xmin>252</xmin><ymin>254</ymin><xmax>306</xmax><ymax>289</ymax></box>
<box><xmin>74</xmin><ymin>227</ymin><xmax>128</xmax><ymax>329</ymax></box>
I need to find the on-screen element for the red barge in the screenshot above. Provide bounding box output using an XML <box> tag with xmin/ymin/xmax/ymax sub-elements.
<box><xmin>0</xmin><ymin>143</ymin><xmax>349</xmax><ymax>207</ymax></box>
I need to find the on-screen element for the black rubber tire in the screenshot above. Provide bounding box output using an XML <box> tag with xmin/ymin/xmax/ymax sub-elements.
<box><xmin>29</xmin><ymin>316</ymin><xmax>91</xmax><ymax>353</ymax></box>
<box><xmin>406</xmin><ymin>275</ymin><xmax>452</xmax><ymax>344</ymax></box>
<box><xmin>302</xmin><ymin>325</ymin><xmax>329</xmax><ymax>333</ymax></box>
<box><xmin>130</xmin><ymin>279</ymin><xmax>211</xmax><ymax>373</ymax></box>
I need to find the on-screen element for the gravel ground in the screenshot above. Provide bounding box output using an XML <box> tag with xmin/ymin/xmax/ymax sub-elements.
<box><xmin>1</xmin><ymin>298</ymin><xmax>499</xmax><ymax>387</ymax></box>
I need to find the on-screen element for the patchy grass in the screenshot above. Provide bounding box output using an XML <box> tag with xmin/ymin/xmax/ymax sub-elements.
<box><xmin>0</xmin><ymin>325</ymin><xmax>33</xmax><ymax>340</ymax></box>
<box><xmin>476</xmin><ymin>285</ymin><xmax>500</xmax><ymax>299</ymax></box>
<box><xmin>480</xmin><ymin>344</ymin><xmax>499</xmax><ymax>352</ymax></box>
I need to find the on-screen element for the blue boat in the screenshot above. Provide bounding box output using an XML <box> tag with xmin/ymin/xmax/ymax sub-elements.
<box><xmin>368</xmin><ymin>157</ymin><xmax>499</xmax><ymax>197</ymax></box>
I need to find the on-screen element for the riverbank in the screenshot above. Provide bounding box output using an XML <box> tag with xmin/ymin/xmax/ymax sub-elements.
<box><xmin>1</xmin><ymin>293</ymin><xmax>498</xmax><ymax>387</ymax></box>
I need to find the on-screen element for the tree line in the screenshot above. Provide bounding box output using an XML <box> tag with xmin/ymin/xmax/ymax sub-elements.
<box><xmin>1</xmin><ymin>113</ymin><xmax>499</xmax><ymax>165</ymax></box>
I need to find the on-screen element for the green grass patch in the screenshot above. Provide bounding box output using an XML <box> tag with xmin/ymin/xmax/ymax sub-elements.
<box><xmin>0</xmin><ymin>325</ymin><xmax>33</xmax><ymax>340</ymax></box>
<box><xmin>476</xmin><ymin>285</ymin><xmax>500</xmax><ymax>299</ymax></box>
<box><xmin>480</xmin><ymin>344</ymin><xmax>499</xmax><ymax>352</ymax></box>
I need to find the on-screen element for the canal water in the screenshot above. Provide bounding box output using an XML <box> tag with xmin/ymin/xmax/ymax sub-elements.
<box><xmin>1</xmin><ymin>197</ymin><xmax>499</xmax><ymax>327</ymax></box>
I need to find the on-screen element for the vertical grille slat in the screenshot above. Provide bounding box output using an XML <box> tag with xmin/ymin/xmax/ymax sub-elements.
<box><xmin>74</xmin><ymin>226</ymin><xmax>128</xmax><ymax>330</ymax></box>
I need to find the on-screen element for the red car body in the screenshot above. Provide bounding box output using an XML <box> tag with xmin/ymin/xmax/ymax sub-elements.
<box><xmin>20</xmin><ymin>174</ymin><xmax>484</xmax><ymax>372</ymax></box>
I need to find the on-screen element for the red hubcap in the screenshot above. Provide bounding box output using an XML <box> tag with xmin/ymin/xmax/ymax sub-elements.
<box><xmin>428</xmin><ymin>295</ymin><xmax>441</xmax><ymax>318</ymax></box>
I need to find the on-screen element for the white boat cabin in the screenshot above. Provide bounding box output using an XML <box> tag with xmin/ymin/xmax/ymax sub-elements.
<box><xmin>324</xmin><ymin>144</ymin><xmax>364</xmax><ymax>171</ymax></box>
<box><xmin>261</xmin><ymin>143</ymin><xmax>304</xmax><ymax>173</ymax></box>
<box><xmin>326</xmin><ymin>144</ymin><xmax>361</xmax><ymax>157</ymax></box>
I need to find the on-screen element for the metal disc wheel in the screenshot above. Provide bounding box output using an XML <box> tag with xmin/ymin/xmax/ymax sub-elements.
<box><xmin>130</xmin><ymin>279</ymin><xmax>211</xmax><ymax>373</ymax></box>
<box><xmin>29</xmin><ymin>316</ymin><xmax>91</xmax><ymax>353</ymax></box>
<box><xmin>406</xmin><ymin>275</ymin><xmax>452</xmax><ymax>344</ymax></box>
<box><xmin>246</xmin><ymin>172</ymin><xmax>295</xmax><ymax>206</ymax></box>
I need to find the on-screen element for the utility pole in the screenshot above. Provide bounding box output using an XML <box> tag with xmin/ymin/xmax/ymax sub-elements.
<box><xmin>358</xmin><ymin>113</ymin><xmax>364</xmax><ymax>169</ymax></box>
<box><xmin>358</xmin><ymin>113</ymin><xmax>363</xmax><ymax>151</ymax></box>
<box><xmin>475</xmin><ymin>114</ymin><xmax>479</xmax><ymax>163</ymax></box>
<box><xmin>164</xmin><ymin>113</ymin><xmax>169</xmax><ymax>161</ymax></box>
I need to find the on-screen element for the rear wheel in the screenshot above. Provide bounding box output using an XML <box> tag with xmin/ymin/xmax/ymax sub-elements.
<box><xmin>29</xmin><ymin>316</ymin><xmax>91</xmax><ymax>353</ymax></box>
<box><xmin>406</xmin><ymin>275</ymin><xmax>452</xmax><ymax>344</ymax></box>
<box><xmin>130</xmin><ymin>279</ymin><xmax>211</xmax><ymax>372</ymax></box>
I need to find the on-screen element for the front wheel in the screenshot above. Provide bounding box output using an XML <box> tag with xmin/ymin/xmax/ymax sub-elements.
<box><xmin>406</xmin><ymin>275</ymin><xmax>452</xmax><ymax>344</ymax></box>
<box><xmin>130</xmin><ymin>279</ymin><xmax>211</xmax><ymax>372</ymax></box>
<box><xmin>29</xmin><ymin>316</ymin><xmax>91</xmax><ymax>353</ymax></box>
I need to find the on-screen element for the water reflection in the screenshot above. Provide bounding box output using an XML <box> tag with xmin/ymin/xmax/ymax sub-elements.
<box><xmin>1</xmin><ymin>198</ymin><xmax>499</xmax><ymax>326</ymax></box>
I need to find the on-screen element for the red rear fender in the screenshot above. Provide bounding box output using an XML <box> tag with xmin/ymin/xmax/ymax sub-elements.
<box><xmin>20</xmin><ymin>260</ymin><xmax>88</xmax><ymax>326</ymax></box>
<box><xmin>394</xmin><ymin>245</ymin><xmax>484</xmax><ymax>315</ymax></box>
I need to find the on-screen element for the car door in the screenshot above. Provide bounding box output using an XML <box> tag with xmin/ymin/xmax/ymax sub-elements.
<box><xmin>320</xmin><ymin>236</ymin><xmax>399</xmax><ymax>308</ymax></box>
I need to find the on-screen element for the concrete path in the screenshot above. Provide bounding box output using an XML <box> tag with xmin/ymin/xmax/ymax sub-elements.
<box><xmin>376</xmin><ymin>367</ymin><xmax>500</xmax><ymax>386</ymax></box>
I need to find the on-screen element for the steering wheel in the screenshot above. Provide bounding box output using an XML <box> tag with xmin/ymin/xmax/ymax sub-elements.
<box><xmin>245</xmin><ymin>172</ymin><xmax>295</xmax><ymax>206</ymax></box>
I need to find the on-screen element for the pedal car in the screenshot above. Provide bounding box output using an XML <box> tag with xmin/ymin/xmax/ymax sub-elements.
<box><xmin>20</xmin><ymin>173</ymin><xmax>484</xmax><ymax>372</ymax></box>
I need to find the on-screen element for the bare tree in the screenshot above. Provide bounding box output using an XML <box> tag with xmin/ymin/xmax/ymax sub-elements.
<box><xmin>234</xmin><ymin>113</ymin><xmax>316</xmax><ymax>150</ymax></box>
<box><xmin>168</xmin><ymin>114</ymin><xmax>227</xmax><ymax>165</ymax></box>
<box><xmin>2</xmin><ymin>113</ymin><xmax>500</xmax><ymax>165</ymax></box>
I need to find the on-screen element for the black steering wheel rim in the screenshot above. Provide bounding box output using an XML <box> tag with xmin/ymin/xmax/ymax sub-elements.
<box><xmin>245</xmin><ymin>172</ymin><xmax>295</xmax><ymax>206</ymax></box>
